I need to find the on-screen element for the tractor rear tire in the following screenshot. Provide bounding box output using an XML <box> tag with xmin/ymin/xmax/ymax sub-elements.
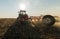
<box><xmin>42</xmin><ymin>15</ymin><xmax>55</xmax><ymax>26</ymax></box>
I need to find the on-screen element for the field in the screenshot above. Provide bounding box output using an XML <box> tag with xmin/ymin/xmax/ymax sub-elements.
<box><xmin>0</xmin><ymin>18</ymin><xmax>60</xmax><ymax>39</ymax></box>
<box><xmin>0</xmin><ymin>18</ymin><xmax>16</xmax><ymax>39</ymax></box>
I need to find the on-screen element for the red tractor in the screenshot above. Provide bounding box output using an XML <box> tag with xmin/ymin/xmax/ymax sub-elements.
<box><xmin>17</xmin><ymin>10</ymin><xmax>55</xmax><ymax>26</ymax></box>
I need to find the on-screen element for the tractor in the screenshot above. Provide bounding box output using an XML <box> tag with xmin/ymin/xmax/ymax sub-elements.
<box><xmin>17</xmin><ymin>10</ymin><xmax>55</xmax><ymax>26</ymax></box>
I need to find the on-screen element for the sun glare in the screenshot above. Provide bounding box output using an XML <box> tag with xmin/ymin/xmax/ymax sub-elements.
<box><xmin>19</xmin><ymin>3</ymin><xmax>26</xmax><ymax>10</ymax></box>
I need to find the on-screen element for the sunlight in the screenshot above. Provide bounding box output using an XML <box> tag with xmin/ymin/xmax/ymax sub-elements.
<box><xmin>19</xmin><ymin>3</ymin><xmax>26</xmax><ymax>10</ymax></box>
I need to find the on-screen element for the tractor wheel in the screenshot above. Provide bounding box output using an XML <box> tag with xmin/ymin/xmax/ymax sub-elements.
<box><xmin>42</xmin><ymin>15</ymin><xmax>55</xmax><ymax>26</ymax></box>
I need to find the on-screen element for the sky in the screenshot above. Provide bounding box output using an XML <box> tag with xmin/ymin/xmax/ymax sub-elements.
<box><xmin>0</xmin><ymin>0</ymin><xmax>60</xmax><ymax>18</ymax></box>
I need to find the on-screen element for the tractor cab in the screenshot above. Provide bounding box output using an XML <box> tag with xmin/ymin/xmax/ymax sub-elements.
<box><xmin>17</xmin><ymin>10</ymin><xmax>28</xmax><ymax>22</ymax></box>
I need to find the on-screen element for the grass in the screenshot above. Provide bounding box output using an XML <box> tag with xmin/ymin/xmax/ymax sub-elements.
<box><xmin>0</xmin><ymin>18</ymin><xmax>16</xmax><ymax>36</ymax></box>
<box><xmin>0</xmin><ymin>18</ymin><xmax>60</xmax><ymax>39</ymax></box>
